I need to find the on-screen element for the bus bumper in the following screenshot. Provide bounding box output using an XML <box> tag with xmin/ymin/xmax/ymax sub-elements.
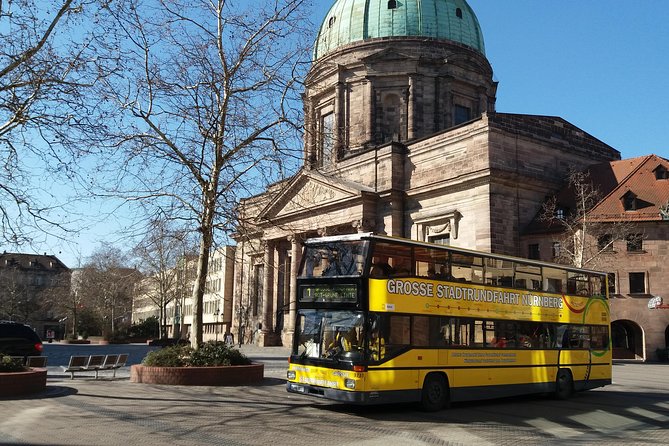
<box><xmin>286</xmin><ymin>381</ymin><xmax>417</xmax><ymax>405</ymax></box>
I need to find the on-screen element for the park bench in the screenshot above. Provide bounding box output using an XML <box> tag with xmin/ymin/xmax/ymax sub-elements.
<box><xmin>61</xmin><ymin>354</ymin><xmax>130</xmax><ymax>379</ymax></box>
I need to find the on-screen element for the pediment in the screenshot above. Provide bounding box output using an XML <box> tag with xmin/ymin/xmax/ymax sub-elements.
<box><xmin>259</xmin><ymin>170</ymin><xmax>375</xmax><ymax>220</ymax></box>
<box><xmin>361</xmin><ymin>47</ymin><xmax>417</xmax><ymax>64</ymax></box>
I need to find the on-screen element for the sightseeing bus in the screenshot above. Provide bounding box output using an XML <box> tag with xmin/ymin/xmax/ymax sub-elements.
<box><xmin>286</xmin><ymin>233</ymin><xmax>611</xmax><ymax>410</ymax></box>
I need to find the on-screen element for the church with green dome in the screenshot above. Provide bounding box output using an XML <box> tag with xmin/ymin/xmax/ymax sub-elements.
<box><xmin>234</xmin><ymin>0</ymin><xmax>622</xmax><ymax>347</ymax></box>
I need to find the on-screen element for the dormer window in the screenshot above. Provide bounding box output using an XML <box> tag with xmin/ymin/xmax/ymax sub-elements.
<box><xmin>388</xmin><ymin>0</ymin><xmax>397</xmax><ymax>9</ymax></box>
<box><xmin>622</xmin><ymin>191</ymin><xmax>637</xmax><ymax>211</ymax></box>
<box><xmin>456</xmin><ymin>8</ymin><xmax>463</xmax><ymax>18</ymax></box>
<box><xmin>655</xmin><ymin>165</ymin><xmax>668</xmax><ymax>180</ymax></box>
<box><xmin>328</xmin><ymin>16</ymin><xmax>336</xmax><ymax>28</ymax></box>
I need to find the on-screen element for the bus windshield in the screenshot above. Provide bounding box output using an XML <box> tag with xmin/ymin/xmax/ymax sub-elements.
<box><xmin>296</xmin><ymin>309</ymin><xmax>364</xmax><ymax>360</ymax></box>
<box><xmin>300</xmin><ymin>240</ymin><xmax>368</xmax><ymax>278</ymax></box>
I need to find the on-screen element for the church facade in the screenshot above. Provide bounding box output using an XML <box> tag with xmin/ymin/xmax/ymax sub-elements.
<box><xmin>231</xmin><ymin>0</ymin><xmax>621</xmax><ymax>347</ymax></box>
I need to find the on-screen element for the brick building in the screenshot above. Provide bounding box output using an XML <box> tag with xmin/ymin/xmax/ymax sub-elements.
<box><xmin>522</xmin><ymin>155</ymin><xmax>669</xmax><ymax>360</ymax></box>
<box><xmin>231</xmin><ymin>0</ymin><xmax>622</xmax><ymax>347</ymax></box>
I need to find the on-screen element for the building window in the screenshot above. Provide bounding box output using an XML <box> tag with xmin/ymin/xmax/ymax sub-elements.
<box><xmin>454</xmin><ymin>105</ymin><xmax>471</xmax><ymax>125</ymax></box>
<box><xmin>528</xmin><ymin>244</ymin><xmax>540</xmax><ymax>260</ymax></box>
<box><xmin>628</xmin><ymin>272</ymin><xmax>646</xmax><ymax>294</ymax></box>
<box><xmin>328</xmin><ymin>16</ymin><xmax>336</xmax><ymax>28</ymax></box>
<box><xmin>626</xmin><ymin>233</ymin><xmax>643</xmax><ymax>252</ymax></box>
<box><xmin>320</xmin><ymin>112</ymin><xmax>335</xmax><ymax>166</ymax></box>
<box><xmin>555</xmin><ymin>208</ymin><xmax>566</xmax><ymax>220</ymax></box>
<box><xmin>388</xmin><ymin>0</ymin><xmax>397</xmax><ymax>9</ymax></box>
<box><xmin>597</xmin><ymin>234</ymin><xmax>613</xmax><ymax>252</ymax></box>
<box><xmin>456</xmin><ymin>8</ymin><xmax>463</xmax><ymax>18</ymax></box>
<box><xmin>429</xmin><ymin>234</ymin><xmax>450</xmax><ymax>246</ymax></box>
<box><xmin>552</xmin><ymin>242</ymin><xmax>561</xmax><ymax>259</ymax></box>
<box><xmin>606</xmin><ymin>272</ymin><xmax>616</xmax><ymax>296</ymax></box>
<box><xmin>655</xmin><ymin>165</ymin><xmax>668</xmax><ymax>180</ymax></box>
<box><xmin>622</xmin><ymin>192</ymin><xmax>637</xmax><ymax>211</ymax></box>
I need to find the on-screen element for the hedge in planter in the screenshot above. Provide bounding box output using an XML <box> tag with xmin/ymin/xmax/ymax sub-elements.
<box><xmin>130</xmin><ymin>341</ymin><xmax>263</xmax><ymax>386</ymax></box>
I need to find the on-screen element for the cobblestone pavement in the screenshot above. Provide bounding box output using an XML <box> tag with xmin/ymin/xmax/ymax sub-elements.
<box><xmin>1</xmin><ymin>346</ymin><xmax>668</xmax><ymax>446</ymax></box>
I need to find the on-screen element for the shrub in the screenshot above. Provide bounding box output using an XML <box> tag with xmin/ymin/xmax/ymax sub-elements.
<box><xmin>142</xmin><ymin>344</ymin><xmax>193</xmax><ymax>367</ymax></box>
<box><xmin>129</xmin><ymin>317</ymin><xmax>160</xmax><ymax>339</ymax></box>
<box><xmin>190</xmin><ymin>341</ymin><xmax>252</xmax><ymax>366</ymax></box>
<box><xmin>141</xmin><ymin>341</ymin><xmax>251</xmax><ymax>367</ymax></box>
<box><xmin>0</xmin><ymin>355</ymin><xmax>25</xmax><ymax>373</ymax></box>
<box><xmin>104</xmin><ymin>330</ymin><xmax>128</xmax><ymax>344</ymax></box>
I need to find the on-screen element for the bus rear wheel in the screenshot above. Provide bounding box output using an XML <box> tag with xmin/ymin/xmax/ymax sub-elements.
<box><xmin>555</xmin><ymin>369</ymin><xmax>573</xmax><ymax>400</ymax></box>
<box><xmin>420</xmin><ymin>374</ymin><xmax>449</xmax><ymax>411</ymax></box>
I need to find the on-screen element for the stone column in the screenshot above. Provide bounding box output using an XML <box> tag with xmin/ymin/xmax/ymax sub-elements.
<box><xmin>261</xmin><ymin>241</ymin><xmax>274</xmax><ymax>345</ymax></box>
<box><xmin>287</xmin><ymin>235</ymin><xmax>303</xmax><ymax>336</ymax></box>
<box><xmin>304</xmin><ymin>97</ymin><xmax>316</xmax><ymax>168</ymax></box>
<box><xmin>335</xmin><ymin>81</ymin><xmax>345</xmax><ymax>158</ymax></box>
<box><xmin>408</xmin><ymin>75</ymin><xmax>416</xmax><ymax>140</ymax></box>
<box><xmin>365</xmin><ymin>77</ymin><xmax>374</xmax><ymax>145</ymax></box>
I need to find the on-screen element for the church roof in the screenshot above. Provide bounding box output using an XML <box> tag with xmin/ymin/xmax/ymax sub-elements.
<box><xmin>314</xmin><ymin>0</ymin><xmax>485</xmax><ymax>60</ymax></box>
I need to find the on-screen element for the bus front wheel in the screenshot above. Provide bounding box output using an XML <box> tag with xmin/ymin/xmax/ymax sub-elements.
<box><xmin>420</xmin><ymin>374</ymin><xmax>449</xmax><ymax>411</ymax></box>
<box><xmin>555</xmin><ymin>369</ymin><xmax>573</xmax><ymax>400</ymax></box>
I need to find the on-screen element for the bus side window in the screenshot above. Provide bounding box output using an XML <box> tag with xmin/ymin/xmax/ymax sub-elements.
<box><xmin>387</xmin><ymin>315</ymin><xmax>411</xmax><ymax>356</ymax></box>
<box><xmin>412</xmin><ymin>316</ymin><xmax>430</xmax><ymax>347</ymax></box>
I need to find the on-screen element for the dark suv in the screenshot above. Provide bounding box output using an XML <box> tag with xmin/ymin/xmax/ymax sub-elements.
<box><xmin>0</xmin><ymin>321</ymin><xmax>43</xmax><ymax>357</ymax></box>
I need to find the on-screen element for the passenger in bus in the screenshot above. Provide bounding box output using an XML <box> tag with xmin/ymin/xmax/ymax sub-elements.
<box><xmin>370</xmin><ymin>256</ymin><xmax>393</xmax><ymax>278</ymax></box>
<box><xmin>324</xmin><ymin>331</ymin><xmax>342</xmax><ymax>357</ymax></box>
<box><xmin>491</xmin><ymin>337</ymin><xmax>507</xmax><ymax>348</ymax></box>
<box><xmin>391</xmin><ymin>258</ymin><xmax>411</xmax><ymax>277</ymax></box>
<box><xmin>340</xmin><ymin>327</ymin><xmax>359</xmax><ymax>352</ymax></box>
<box><xmin>369</xmin><ymin>328</ymin><xmax>386</xmax><ymax>361</ymax></box>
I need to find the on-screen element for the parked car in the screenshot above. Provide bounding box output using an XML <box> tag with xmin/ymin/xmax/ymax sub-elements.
<box><xmin>0</xmin><ymin>321</ymin><xmax>43</xmax><ymax>357</ymax></box>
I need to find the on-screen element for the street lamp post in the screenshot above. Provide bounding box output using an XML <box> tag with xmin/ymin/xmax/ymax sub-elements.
<box><xmin>214</xmin><ymin>307</ymin><xmax>220</xmax><ymax>342</ymax></box>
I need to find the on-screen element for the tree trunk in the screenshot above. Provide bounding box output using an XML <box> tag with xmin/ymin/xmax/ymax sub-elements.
<box><xmin>190</xmin><ymin>188</ymin><xmax>216</xmax><ymax>349</ymax></box>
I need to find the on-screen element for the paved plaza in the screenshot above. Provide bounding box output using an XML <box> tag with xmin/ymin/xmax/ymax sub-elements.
<box><xmin>1</xmin><ymin>344</ymin><xmax>668</xmax><ymax>445</ymax></box>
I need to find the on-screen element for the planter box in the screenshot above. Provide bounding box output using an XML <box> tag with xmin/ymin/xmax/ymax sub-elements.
<box><xmin>130</xmin><ymin>363</ymin><xmax>264</xmax><ymax>386</ymax></box>
<box><xmin>0</xmin><ymin>368</ymin><xmax>47</xmax><ymax>397</ymax></box>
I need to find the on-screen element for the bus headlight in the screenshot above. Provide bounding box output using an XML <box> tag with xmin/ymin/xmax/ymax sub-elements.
<box><xmin>287</xmin><ymin>370</ymin><xmax>296</xmax><ymax>380</ymax></box>
<box><xmin>344</xmin><ymin>378</ymin><xmax>356</xmax><ymax>389</ymax></box>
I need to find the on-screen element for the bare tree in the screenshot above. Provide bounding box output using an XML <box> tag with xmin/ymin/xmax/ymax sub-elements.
<box><xmin>540</xmin><ymin>170</ymin><xmax>640</xmax><ymax>270</ymax></box>
<box><xmin>80</xmin><ymin>0</ymin><xmax>311</xmax><ymax>348</ymax></box>
<box><xmin>133</xmin><ymin>219</ymin><xmax>195</xmax><ymax>339</ymax></box>
<box><xmin>77</xmin><ymin>245</ymin><xmax>142</xmax><ymax>337</ymax></box>
<box><xmin>0</xmin><ymin>0</ymin><xmax>111</xmax><ymax>245</ymax></box>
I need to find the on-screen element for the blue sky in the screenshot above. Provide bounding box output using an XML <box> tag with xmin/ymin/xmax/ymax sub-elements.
<box><xmin>36</xmin><ymin>0</ymin><xmax>669</xmax><ymax>267</ymax></box>
<box><xmin>459</xmin><ymin>0</ymin><xmax>667</xmax><ymax>157</ymax></box>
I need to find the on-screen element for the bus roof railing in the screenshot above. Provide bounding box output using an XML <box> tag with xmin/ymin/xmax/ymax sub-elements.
<box><xmin>302</xmin><ymin>233</ymin><xmax>607</xmax><ymax>277</ymax></box>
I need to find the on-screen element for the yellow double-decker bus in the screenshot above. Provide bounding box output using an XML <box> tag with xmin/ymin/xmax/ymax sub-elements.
<box><xmin>286</xmin><ymin>233</ymin><xmax>611</xmax><ymax>410</ymax></box>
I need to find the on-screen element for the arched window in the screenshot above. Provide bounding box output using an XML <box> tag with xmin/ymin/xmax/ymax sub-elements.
<box><xmin>388</xmin><ymin>0</ymin><xmax>397</xmax><ymax>9</ymax></box>
<box><xmin>456</xmin><ymin>8</ymin><xmax>463</xmax><ymax>18</ymax></box>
